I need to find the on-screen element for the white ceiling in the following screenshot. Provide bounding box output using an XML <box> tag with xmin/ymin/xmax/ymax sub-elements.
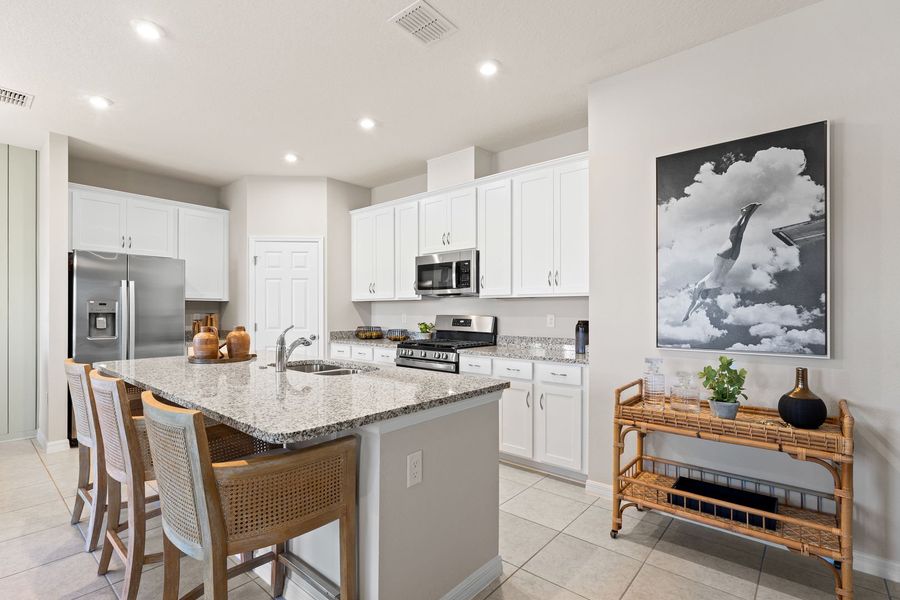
<box><xmin>0</xmin><ymin>0</ymin><xmax>816</xmax><ymax>188</ymax></box>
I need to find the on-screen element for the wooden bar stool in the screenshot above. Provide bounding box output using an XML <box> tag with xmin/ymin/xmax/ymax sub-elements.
<box><xmin>141</xmin><ymin>391</ymin><xmax>359</xmax><ymax>600</ymax></box>
<box><xmin>64</xmin><ymin>359</ymin><xmax>108</xmax><ymax>552</ymax></box>
<box><xmin>90</xmin><ymin>371</ymin><xmax>276</xmax><ymax>600</ymax></box>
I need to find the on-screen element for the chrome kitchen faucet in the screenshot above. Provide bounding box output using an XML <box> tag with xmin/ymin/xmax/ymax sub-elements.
<box><xmin>274</xmin><ymin>325</ymin><xmax>317</xmax><ymax>372</ymax></box>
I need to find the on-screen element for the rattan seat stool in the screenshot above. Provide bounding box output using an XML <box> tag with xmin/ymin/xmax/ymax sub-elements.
<box><xmin>141</xmin><ymin>392</ymin><xmax>360</xmax><ymax>600</ymax></box>
<box><xmin>90</xmin><ymin>371</ymin><xmax>276</xmax><ymax>600</ymax></box>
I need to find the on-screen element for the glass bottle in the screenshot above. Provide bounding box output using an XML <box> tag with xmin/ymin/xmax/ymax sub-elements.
<box><xmin>671</xmin><ymin>371</ymin><xmax>700</xmax><ymax>413</ymax></box>
<box><xmin>642</xmin><ymin>358</ymin><xmax>666</xmax><ymax>411</ymax></box>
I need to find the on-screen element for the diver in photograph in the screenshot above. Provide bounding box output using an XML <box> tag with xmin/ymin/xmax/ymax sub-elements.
<box><xmin>682</xmin><ymin>202</ymin><xmax>762</xmax><ymax>322</ymax></box>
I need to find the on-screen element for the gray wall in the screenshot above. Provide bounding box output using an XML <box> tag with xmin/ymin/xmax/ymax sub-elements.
<box><xmin>587</xmin><ymin>0</ymin><xmax>900</xmax><ymax>573</ymax></box>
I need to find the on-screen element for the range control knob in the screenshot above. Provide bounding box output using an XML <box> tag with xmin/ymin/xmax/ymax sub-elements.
<box><xmin>420</xmin><ymin>350</ymin><xmax>427</xmax><ymax>358</ymax></box>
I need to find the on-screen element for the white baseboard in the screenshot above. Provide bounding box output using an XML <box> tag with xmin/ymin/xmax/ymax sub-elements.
<box><xmin>0</xmin><ymin>430</ymin><xmax>36</xmax><ymax>443</ymax></box>
<box><xmin>441</xmin><ymin>555</ymin><xmax>502</xmax><ymax>600</ymax></box>
<box><xmin>585</xmin><ymin>479</ymin><xmax>613</xmax><ymax>499</ymax></box>
<box><xmin>589</xmin><ymin>479</ymin><xmax>899</xmax><ymax>580</ymax></box>
<box><xmin>43</xmin><ymin>438</ymin><xmax>72</xmax><ymax>453</ymax></box>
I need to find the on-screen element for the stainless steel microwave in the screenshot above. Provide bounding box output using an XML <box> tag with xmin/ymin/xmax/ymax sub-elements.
<box><xmin>414</xmin><ymin>249</ymin><xmax>479</xmax><ymax>297</ymax></box>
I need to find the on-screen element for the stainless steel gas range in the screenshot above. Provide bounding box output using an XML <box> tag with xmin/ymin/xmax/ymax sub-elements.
<box><xmin>395</xmin><ymin>315</ymin><xmax>497</xmax><ymax>373</ymax></box>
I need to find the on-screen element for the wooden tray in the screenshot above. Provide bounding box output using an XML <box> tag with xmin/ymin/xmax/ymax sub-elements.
<box><xmin>188</xmin><ymin>353</ymin><xmax>257</xmax><ymax>365</ymax></box>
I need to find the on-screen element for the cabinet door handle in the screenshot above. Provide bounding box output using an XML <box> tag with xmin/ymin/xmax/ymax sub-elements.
<box><xmin>507</xmin><ymin>367</ymin><xmax>520</xmax><ymax>372</ymax></box>
<box><xmin>121</xmin><ymin>235</ymin><xmax>125</xmax><ymax>248</ymax></box>
<box><xmin>481</xmin><ymin>275</ymin><xmax>485</xmax><ymax>289</ymax></box>
<box><xmin>447</xmin><ymin>232</ymin><xmax>450</xmax><ymax>245</ymax></box>
<box><xmin>525</xmin><ymin>391</ymin><xmax>531</xmax><ymax>408</ymax></box>
<box><xmin>539</xmin><ymin>393</ymin><xmax>545</xmax><ymax>410</ymax></box>
<box><xmin>555</xmin><ymin>270</ymin><xmax>559</xmax><ymax>286</ymax></box>
<box><xmin>550</xmin><ymin>372</ymin><xmax>567</xmax><ymax>377</ymax></box>
<box><xmin>128</xmin><ymin>236</ymin><xmax>132</xmax><ymax>249</ymax></box>
<box><xmin>441</xmin><ymin>232</ymin><xmax>446</xmax><ymax>245</ymax></box>
<box><xmin>547</xmin><ymin>270</ymin><xmax>552</xmax><ymax>286</ymax></box>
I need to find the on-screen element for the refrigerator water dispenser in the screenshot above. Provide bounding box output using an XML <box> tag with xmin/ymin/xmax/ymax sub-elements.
<box><xmin>87</xmin><ymin>299</ymin><xmax>118</xmax><ymax>340</ymax></box>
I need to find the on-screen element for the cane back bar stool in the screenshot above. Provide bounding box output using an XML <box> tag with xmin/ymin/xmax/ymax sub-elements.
<box><xmin>90</xmin><ymin>371</ymin><xmax>276</xmax><ymax>600</ymax></box>
<box><xmin>141</xmin><ymin>392</ymin><xmax>360</xmax><ymax>600</ymax></box>
<box><xmin>64</xmin><ymin>359</ymin><xmax>108</xmax><ymax>552</ymax></box>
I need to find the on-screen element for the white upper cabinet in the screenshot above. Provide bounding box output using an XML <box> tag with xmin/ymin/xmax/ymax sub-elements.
<box><xmin>512</xmin><ymin>168</ymin><xmax>556</xmax><ymax>296</ymax></box>
<box><xmin>125</xmin><ymin>197</ymin><xmax>178</xmax><ymax>257</ymax></box>
<box><xmin>394</xmin><ymin>202</ymin><xmax>420</xmax><ymax>300</ymax></box>
<box><xmin>511</xmin><ymin>160</ymin><xmax>589</xmax><ymax>297</ymax></box>
<box><xmin>71</xmin><ymin>188</ymin><xmax>128</xmax><ymax>253</ymax></box>
<box><xmin>71</xmin><ymin>187</ymin><xmax>177</xmax><ymax>258</ymax></box>
<box><xmin>350</xmin><ymin>154</ymin><xmax>588</xmax><ymax>301</ymax></box>
<box><xmin>372</xmin><ymin>207</ymin><xmax>395</xmax><ymax>299</ymax></box>
<box><xmin>477</xmin><ymin>179</ymin><xmax>512</xmax><ymax>297</ymax></box>
<box><xmin>554</xmin><ymin>160</ymin><xmax>589</xmax><ymax>296</ymax></box>
<box><xmin>351</xmin><ymin>206</ymin><xmax>395</xmax><ymax>300</ymax></box>
<box><xmin>178</xmin><ymin>206</ymin><xmax>229</xmax><ymax>300</ymax></box>
<box><xmin>446</xmin><ymin>187</ymin><xmax>477</xmax><ymax>250</ymax></box>
<box><xmin>418</xmin><ymin>187</ymin><xmax>477</xmax><ymax>254</ymax></box>
<box><xmin>419</xmin><ymin>194</ymin><xmax>448</xmax><ymax>254</ymax></box>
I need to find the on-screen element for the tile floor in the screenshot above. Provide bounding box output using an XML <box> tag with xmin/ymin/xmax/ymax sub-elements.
<box><xmin>0</xmin><ymin>439</ymin><xmax>897</xmax><ymax>600</ymax></box>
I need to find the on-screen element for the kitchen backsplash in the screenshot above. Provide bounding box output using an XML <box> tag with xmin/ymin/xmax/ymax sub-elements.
<box><xmin>369</xmin><ymin>296</ymin><xmax>588</xmax><ymax>337</ymax></box>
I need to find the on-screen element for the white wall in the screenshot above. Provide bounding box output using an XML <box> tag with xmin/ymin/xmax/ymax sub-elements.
<box><xmin>587</xmin><ymin>0</ymin><xmax>900</xmax><ymax>575</ymax></box>
<box><xmin>371</xmin><ymin>173</ymin><xmax>427</xmax><ymax>205</ymax></box>
<box><xmin>36</xmin><ymin>133</ymin><xmax>69</xmax><ymax>450</ymax></box>
<box><xmin>69</xmin><ymin>157</ymin><xmax>220</xmax><ymax>208</ymax></box>
<box><xmin>325</xmin><ymin>179</ymin><xmax>371</xmax><ymax>331</ymax></box>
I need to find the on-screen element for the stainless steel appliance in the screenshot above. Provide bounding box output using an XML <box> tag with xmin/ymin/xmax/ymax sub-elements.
<box><xmin>414</xmin><ymin>249</ymin><xmax>479</xmax><ymax>297</ymax></box>
<box><xmin>395</xmin><ymin>315</ymin><xmax>497</xmax><ymax>373</ymax></box>
<box><xmin>71</xmin><ymin>251</ymin><xmax>186</xmax><ymax>364</ymax></box>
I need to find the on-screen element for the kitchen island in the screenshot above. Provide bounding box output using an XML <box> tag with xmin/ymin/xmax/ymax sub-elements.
<box><xmin>97</xmin><ymin>356</ymin><xmax>509</xmax><ymax>600</ymax></box>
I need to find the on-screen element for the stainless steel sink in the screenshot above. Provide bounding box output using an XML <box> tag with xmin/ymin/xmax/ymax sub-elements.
<box><xmin>286</xmin><ymin>363</ymin><xmax>343</xmax><ymax>373</ymax></box>
<box><xmin>313</xmin><ymin>369</ymin><xmax>361</xmax><ymax>376</ymax></box>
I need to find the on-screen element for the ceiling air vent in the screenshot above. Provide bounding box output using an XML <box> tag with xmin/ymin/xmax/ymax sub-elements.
<box><xmin>389</xmin><ymin>0</ymin><xmax>457</xmax><ymax>45</ymax></box>
<box><xmin>0</xmin><ymin>87</ymin><xmax>34</xmax><ymax>109</ymax></box>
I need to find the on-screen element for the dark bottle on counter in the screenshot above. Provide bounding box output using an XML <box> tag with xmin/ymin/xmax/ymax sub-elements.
<box><xmin>575</xmin><ymin>320</ymin><xmax>589</xmax><ymax>354</ymax></box>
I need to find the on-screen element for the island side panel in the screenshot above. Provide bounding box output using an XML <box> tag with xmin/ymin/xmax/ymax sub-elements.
<box><xmin>378</xmin><ymin>395</ymin><xmax>500</xmax><ymax>599</ymax></box>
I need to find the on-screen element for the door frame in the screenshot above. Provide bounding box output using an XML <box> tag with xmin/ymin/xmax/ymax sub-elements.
<box><xmin>248</xmin><ymin>236</ymin><xmax>326</xmax><ymax>358</ymax></box>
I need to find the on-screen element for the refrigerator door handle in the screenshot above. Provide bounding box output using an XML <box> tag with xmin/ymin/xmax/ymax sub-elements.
<box><xmin>128</xmin><ymin>280</ymin><xmax>136</xmax><ymax>359</ymax></box>
<box><xmin>119</xmin><ymin>280</ymin><xmax>129</xmax><ymax>360</ymax></box>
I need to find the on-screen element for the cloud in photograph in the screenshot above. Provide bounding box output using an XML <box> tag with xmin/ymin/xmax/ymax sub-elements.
<box><xmin>729</xmin><ymin>328</ymin><xmax>826</xmax><ymax>354</ymax></box>
<box><xmin>658</xmin><ymin>288</ymin><xmax>726</xmax><ymax>343</ymax></box>
<box><xmin>658</xmin><ymin>146</ymin><xmax>825</xmax><ymax>295</ymax></box>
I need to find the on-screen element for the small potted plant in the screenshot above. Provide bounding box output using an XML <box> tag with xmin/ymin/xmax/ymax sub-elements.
<box><xmin>411</xmin><ymin>322</ymin><xmax>434</xmax><ymax>340</ymax></box>
<box><xmin>698</xmin><ymin>356</ymin><xmax>748</xmax><ymax>420</ymax></box>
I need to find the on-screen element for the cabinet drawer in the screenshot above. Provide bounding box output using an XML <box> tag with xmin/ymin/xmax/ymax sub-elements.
<box><xmin>535</xmin><ymin>363</ymin><xmax>582</xmax><ymax>386</ymax></box>
<box><xmin>460</xmin><ymin>356</ymin><xmax>492</xmax><ymax>375</ymax></box>
<box><xmin>351</xmin><ymin>345</ymin><xmax>374</xmax><ymax>362</ymax></box>
<box><xmin>330</xmin><ymin>344</ymin><xmax>351</xmax><ymax>359</ymax></box>
<box><xmin>374</xmin><ymin>347</ymin><xmax>397</xmax><ymax>364</ymax></box>
<box><xmin>493</xmin><ymin>359</ymin><xmax>533</xmax><ymax>380</ymax></box>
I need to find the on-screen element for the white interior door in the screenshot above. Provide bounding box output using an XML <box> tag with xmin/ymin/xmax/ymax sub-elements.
<box><xmin>252</xmin><ymin>239</ymin><xmax>322</xmax><ymax>364</ymax></box>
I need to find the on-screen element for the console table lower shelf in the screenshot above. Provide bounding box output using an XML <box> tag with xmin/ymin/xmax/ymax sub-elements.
<box><xmin>611</xmin><ymin>379</ymin><xmax>854</xmax><ymax>599</ymax></box>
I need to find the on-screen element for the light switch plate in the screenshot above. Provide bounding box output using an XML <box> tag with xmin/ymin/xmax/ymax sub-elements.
<box><xmin>407</xmin><ymin>450</ymin><xmax>422</xmax><ymax>488</ymax></box>
<box><xmin>546</xmin><ymin>314</ymin><xmax>556</xmax><ymax>328</ymax></box>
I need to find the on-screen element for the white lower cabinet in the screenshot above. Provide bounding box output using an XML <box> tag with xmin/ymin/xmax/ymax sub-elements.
<box><xmin>499</xmin><ymin>381</ymin><xmax>534</xmax><ymax>459</ymax></box>
<box><xmin>330</xmin><ymin>344</ymin><xmax>351</xmax><ymax>360</ymax></box>
<box><xmin>484</xmin><ymin>356</ymin><xmax>586</xmax><ymax>474</ymax></box>
<box><xmin>534</xmin><ymin>384</ymin><xmax>583</xmax><ymax>471</ymax></box>
<box><xmin>374</xmin><ymin>347</ymin><xmax>397</xmax><ymax>364</ymax></box>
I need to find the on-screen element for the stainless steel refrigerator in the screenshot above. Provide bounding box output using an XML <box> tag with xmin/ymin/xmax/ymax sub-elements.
<box><xmin>70</xmin><ymin>250</ymin><xmax>186</xmax><ymax>365</ymax></box>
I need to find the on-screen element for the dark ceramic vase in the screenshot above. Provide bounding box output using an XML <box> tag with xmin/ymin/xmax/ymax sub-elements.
<box><xmin>778</xmin><ymin>367</ymin><xmax>827</xmax><ymax>429</ymax></box>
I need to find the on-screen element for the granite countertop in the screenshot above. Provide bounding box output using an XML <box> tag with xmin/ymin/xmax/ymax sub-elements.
<box><xmin>95</xmin><ymin>356</ymin><xmax>508</xmax><ymax>444</ymax></box>
<box><xmin>330</xmin><ymin>337</ymin><xmax>401</xmax><ymax>348</ymax></box>
<box><xmin>461</xmin><ymin>336</ymin><xmax>588</xmax><ymax>365</ymax></box>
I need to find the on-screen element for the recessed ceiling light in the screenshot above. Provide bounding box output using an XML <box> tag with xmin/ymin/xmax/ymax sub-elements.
<box><xmin>284</xmin><ymin>152</ymin><xmax>298</xmax><ymax>164</ymax></box>
<box><xmin>478</xmin><ymin>60</ymin><xmax>500</xmax><ymax>77</ymax></box>
<box><xmin>358</xmin><ymin>117</ymin><xmax>376</xmax><ymax>131</ymax></box>
<box><xmin>88</xmin><ymin>96</ymin><xmax>112</xmax><ymax>110</ymax></box>
<box><xmin>131</xmin><ymin>19</ymin><xmax>164</xmax><ymax>41</ymax></box>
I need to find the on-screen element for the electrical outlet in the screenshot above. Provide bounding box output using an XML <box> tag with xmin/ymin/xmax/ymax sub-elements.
<box><xmin>546</xmin><ymin>314</ymin><xmax>556</xmax><ymax>328</ymax></box>
<box><xmin>407</xmin><ymin>450</ymin><xmax>422</xmax><ymax>488</ymax></box>
<box><xmin>401</xmin><ymin>313</ymin><xmax>407</xmax><ymax>326</ymax></box>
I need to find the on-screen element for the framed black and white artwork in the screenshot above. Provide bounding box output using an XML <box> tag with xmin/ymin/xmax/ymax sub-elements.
<box><xmin>656</xmin><ymin>122</ymin><xmax>829</xmax><ymax>357</ymax></box>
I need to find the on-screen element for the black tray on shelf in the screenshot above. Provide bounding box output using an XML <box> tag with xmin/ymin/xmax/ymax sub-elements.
<box><xmin>668</xmin><ymin>476</ymin><xmax>779</xmax><ymax>531</ymax></box>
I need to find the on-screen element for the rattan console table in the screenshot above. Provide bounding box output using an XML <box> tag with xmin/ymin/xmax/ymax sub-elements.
<box><xmin>612</xmin><ymin>379</ymin><xmax>855</xmax><ymax>599</ymax></box>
